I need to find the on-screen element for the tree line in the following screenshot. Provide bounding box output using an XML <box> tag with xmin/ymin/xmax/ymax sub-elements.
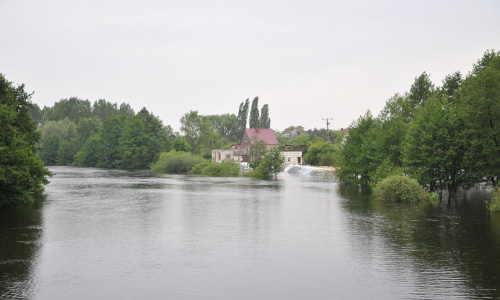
<box><xmin>31</xmin><ymin>95</ymin><xmax>273</xmax><ymax>167</ymax></box>
<box><xmin>337</xmin><ymin>50</ymin><xmax>500</xmax><ymax>194</ymax></box>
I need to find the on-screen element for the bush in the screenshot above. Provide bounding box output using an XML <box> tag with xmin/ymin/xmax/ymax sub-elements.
<box><xmin>373</xmin><ymin>175</ymin><xmax>428</xmax><ymax>203</ymax></box>
<box><xmin>190</xmin><ymin>160</ymin><xmax>240</xmax><ymax>177</ymax></box>
<box><xmin>488</xmin><ymin>187</ymin><xmax>500</xmax><ymax>213</ymax></box>
<box><xmin>151</xmin><ymin>150</ymin><xmax>204</xmax><ymax>174</ymax></box>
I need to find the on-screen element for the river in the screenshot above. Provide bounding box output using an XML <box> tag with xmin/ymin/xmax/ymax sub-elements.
<box><xmin>1</xmin><ymin>166</ymin><xmax>499</xmax><ymax>299</ymax></box>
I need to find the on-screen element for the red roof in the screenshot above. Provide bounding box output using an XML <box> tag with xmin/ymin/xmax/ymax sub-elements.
<box><xmin>245</xmin><ymin>128</ymin><xmax>279</xmax><ymax>145</ymax></box>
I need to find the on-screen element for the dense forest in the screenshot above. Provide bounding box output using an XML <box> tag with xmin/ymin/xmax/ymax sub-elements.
<box><xmin>337</xmin><ymin>50</ymin><xmax>500</xmax><ymax>195</ymax></box>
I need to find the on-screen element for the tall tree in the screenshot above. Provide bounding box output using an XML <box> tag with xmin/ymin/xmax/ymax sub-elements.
<box><xmin>236</xmin><ymin>98</ymin><xmax>249</xmax><ymax>139</ymax></box>
<box><xmin>249</xmin><ymin>96</ymin><xmax>260</xmax><ymax>128</ymax></box>
<box><xmin>92</xmin><ymin>99</ymin><xmax>118</xmax><ymax>123</ymax></box>
<box><xmin>458</xmin><ymin>52</ymin><xmax>500</xmax><ymax>185</ymax></box>
<box><xmin>0</xmin><ymin>74</ymin><xmax>51</xmax><ymax>205</ymax></box>
<box><xmin>408</xmin><ymin>72</ymin><xmax>434</xmax><ymax>109</ymax></box>
<box><xmin>260</xmin><ymin>104</ymin><xmax>271</xmax><ymax>128</ymax></box>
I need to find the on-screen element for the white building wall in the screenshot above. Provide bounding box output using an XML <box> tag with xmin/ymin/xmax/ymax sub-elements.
<box><xmin>212</xmin><ymin>150</ymin><xmax>239</xmax><ymax>163</ymax></box>
<box><xmin>281</xmin><ymin>151</ymin><xmax>303</xmax><ymax>165</ymax></box>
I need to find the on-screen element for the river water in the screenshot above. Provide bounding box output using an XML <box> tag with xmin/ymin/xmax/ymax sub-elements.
<box><xmin>1</xmin><ymin>166</ymin><xmax>499</xmax><ymax>299</ymax></box>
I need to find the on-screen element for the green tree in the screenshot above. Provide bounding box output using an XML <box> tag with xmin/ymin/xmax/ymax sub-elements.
<box><xmin>76</xmin><ymin>117</ymin><xmax>101</xmax><ymax>149</ymax></box>
<box><xmin>73</xmin><ymin>134</ymin><xmax>104</xmax><ymax>167</ymax></box>
<box><xmin>304</xmin><ymin>141</ymin><xmax>339</xmax><ymax>166</ymax></box>
<box><xmin>99</xmin><ymin>115</ymin><xmax>126</xmax><ymax>168</ymax></box>
<box><xmin>39</xmin><ymin>134</ymin><xmax>61</xmax><ymax>166</ymax></box>
<box><xmin>29</xmin><ymin>103</ymin><xmax>44</xmax><ymax>125</ymax></box>
<box><xmin>249</xmin><ymin>96</ymin><xmax>260</xmax><ymax>128</ymax></box>
<box><xmin>207</xmin><ymin>113</ymin><xmax>239</xmax><ymax>143</ymax></box>
<box><xmin>403</xmin><ymin>95</ymin><xmax>465</xmax><ymax>192</ymax></box>
<box><xmin>236</xmin><ymin>98</ymin><xmax>249</xmax><ymax>139</ymax></box>
<box><xmin>92</xmin><ymin>99</ymin><xmax>119</xmax><ymax>123</ymax></box>
<box><xmin>44</xmin><ymin>97</ymin><xmax>92</xmax><ymax>123</ymax></box>
<box><xmin>259</xmin><ymin>104</ymin><xmax>271</xmax><ymax>128</ymax></box>
<box><xmin>0</xmin><ymin>74</ymin><xmax>51</xmax><ymax>205</ymax></box>
<box><xmin>408</xmin><ymin>72</ymin><xmax>434</xmax><ymax>109</ymax></box>
<box><xmin>337</xmin><ymin>111</ymin><xmax>380</xmax><ymax>185</ymax></box>
<box><xmin>39</xmin><ymin>117</ymin><xmax>77</xmax><ymax>145</ymax></box>
<box><xmin>173</xmin><ymin>137</ymin><xmax>191</xmax><ymax>152</ymax></box>
<box><xmin>255</xmin><ymin>147</ymin><xmax>285</xmax><ymax>179</ymax></box>
<box><xmin>457</xmin><ymin>52</ymin><xmax>500</xmax><ymax>185</ymax></box>
<box><xmin>249</xmin><ymin>136</ymin><xmax>268</xmax><ymax>168</ymax></box>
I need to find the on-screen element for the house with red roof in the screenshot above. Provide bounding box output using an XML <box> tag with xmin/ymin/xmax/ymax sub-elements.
<box><xmin>238</xmin><ymin>128</ymin><xmax>279</xmax><ymax>162</ymax></box>
<box><xmin>212</xmin><ymin>128</ymin><xmax>302</xmax><ymax>165</ymax></box>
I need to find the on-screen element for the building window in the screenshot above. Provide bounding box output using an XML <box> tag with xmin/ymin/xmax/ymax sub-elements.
<box><xmin>287</xmin><ymin>158</ymin><xmax>291</xmax><ymax>162</ymax></box>
<box><xmin>225</xmin><ymin>154</ymin><xmax>231</xmax><ymax>159</ymax></box>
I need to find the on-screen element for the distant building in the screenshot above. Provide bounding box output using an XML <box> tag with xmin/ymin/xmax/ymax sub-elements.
<box><xmin>212</xmin><ymin>128</ymin><xmax>302</xmax><ymax>165</ymax></box>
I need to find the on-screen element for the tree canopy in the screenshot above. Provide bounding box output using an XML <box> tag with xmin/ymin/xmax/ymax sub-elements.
<box><xmin>0</xmin><ymin>74</ymin><xmax>51</xmax><ymax>206</ymax></box>
<box><xmin>337</xmin><ymin>50</ymin><xmax>500</xmax><ymax>193</ymax></box>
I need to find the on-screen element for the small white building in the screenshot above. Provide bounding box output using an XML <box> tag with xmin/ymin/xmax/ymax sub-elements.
<box><xmin>212</xmin><ymin>149</ymin><xmax>240</xmax><ymax>163</ymax></box>
<box><xmin>281</xmin><ymin>151</ymin><xmax>303</xmax><ymax>165</ymax></box>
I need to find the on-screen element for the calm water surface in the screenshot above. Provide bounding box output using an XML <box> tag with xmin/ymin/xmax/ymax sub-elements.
<box><xmin>1</xmin><ymin>166</ymin><xmax>500</xmax><ymax>299</ymax></box>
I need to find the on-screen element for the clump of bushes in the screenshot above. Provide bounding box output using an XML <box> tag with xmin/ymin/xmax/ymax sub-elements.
<box><xmin>190</xmin><ymin>160</ymin><xmax>240</xmax><ymax>177</ymax></box>
<box><xmin>151</xmin><ymin>150</ymin><xmax>204</xmax><ymax>174</ymax></box>
<box><xmin>373</xmin><ymin>175</ymin><xmax>428</xmax><ymax>203</ymax></box>
<box><xmin>488</xmin><ymin>187</ymin><xmax>500</xmax><ymax>213</ymax></box>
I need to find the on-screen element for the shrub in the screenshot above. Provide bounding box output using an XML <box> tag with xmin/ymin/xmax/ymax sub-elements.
<box><xmin>190</xmin><ymin>160</ymin><xmax>240</xmax><ymax>177</ymax></box>
<box><xmin>373</xmin><ymin>175</ymin><xmax>428</xmax><ymax>203</ymax></box>
<box><xmin>488</xmin><ymin>187</ymin><xmax>500</xmax><ymax>213</ymax></box>
<box><xmin>150</xmin><ymin>150</ymin><xmax>204</xmax><ymax>174</ymax></box>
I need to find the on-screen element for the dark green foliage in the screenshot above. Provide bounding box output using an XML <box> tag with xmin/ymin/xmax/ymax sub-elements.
<box><xmin>304</xmin><ymin>141</ymin><xmax>339</xmax><ymax>166</ymax></box>
<box><xmin>151</xmin><ymin>151</ymin><xmax>204</xmax><ymax>174</ymax></box>
<box><xmin>190</xmin><ymin>160</ymin><xmax>240</xmax><ymax>177</ymax></box>
<box><xmin>92</xmin><ymin>99</ymin><xmax>119</xmax><ymax>123</ymax></box>
<box><xmin>173</xmin><ymin>137</ymin><xmax>191</xmax><ymax>152</ymax></box>
<box><xmin>488</xmin><ymin>187</ymin><xmax>500</xmax><ymax>213</ymax></box>
<box><xmin>336</xmin><ymin>111</ymin><xmax>380</xmax><ymax>185</ymax></box>
<box><xmin>249</xmin><ymin>96</ymin><xmax>260</xmax><ymax>128</ymax></box>
<box><xmin>180</xmin><ymin>110</ymin><xmax>222</xmax><ymax>157</ymax></box>
<box><xmin>72</xmin><ymin>109</ymin><xmax>172</xmax><ymax>169</ymax></box>
<box><xmin>0</xmin><ymin>74</ymin><xmax>51</xmax><ymax>206</ymax></box>
<box><xmin>260</xmin><ymin>104</ymin><xmax>271</xmax><ymax>129</ymax></box>
<box><xmin>73</xmin><ymin>134</ymin><xmax>103</xmax><ymax>167</ymax></box>
<box><xmin>457</xmin><ymin>53</ymin><xmax>500</xmax><ymax>186</ymax></box>
<box><xmin>404</xmin><ymin>95</ymin><xmax>465</xmax><ymax>191</ymax></box>
<box><xmin>207</xmin><ymin>113</ymin><xmax>239</xmax><ymax>143</ymax></box>
<box><xmin>338</xmin><ymin>50</ymin><xmax>500</xmax><ymax>194</ymax></box>
<box><xmin>76</xmin><ymin>117</ymin><xmax>101</xmax><ymax>149</ymax></box>
<box><xmin>236</xmin><ymin>99</ymin><xmax>250</xmax><ymax>138</ymax></box>
<box><xmin>39</xmin><ymin>134</ymin><xmax>61</xmax><ymax>166</ymax></box>
<box><xmin>373</xmin><ymin>175</ymin><xmax>428</xmax><ymax>203</ymax></box>
<box><xmin>29</xmin><ymin>103</ymin><xmax>44</xmax><ymax>125</ymax></box>
<box><xmin>253</xmin><ymin>148</ymin><xmax>286</xmax><ymax>180</ymax></box>
<box><xmin>408</xmin><ymin>72</ymin><xmax>434</xmax><ymax>109</ymax></box>
<box><xmin>43</xmin><ymin>97</ymin><xmax>92</xmax><ymax>123</ymax></box>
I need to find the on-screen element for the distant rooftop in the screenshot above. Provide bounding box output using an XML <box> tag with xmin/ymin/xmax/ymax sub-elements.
<box><xmin>245</xmin><ymin>128</ymin><xmax>279</xmax><ymax>145</ymax></box>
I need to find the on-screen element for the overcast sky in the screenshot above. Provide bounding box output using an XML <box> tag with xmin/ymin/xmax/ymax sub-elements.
<box><xmin>1</xmin><ymin>0</ymin><xmax>499</xmax><ymax>131</ymax></box>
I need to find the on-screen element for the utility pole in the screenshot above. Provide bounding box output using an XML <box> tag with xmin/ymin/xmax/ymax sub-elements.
<box><xmin>322</xmin><ymin>118</ymin><xmax>333</xmax><ymax>143</ymax></box>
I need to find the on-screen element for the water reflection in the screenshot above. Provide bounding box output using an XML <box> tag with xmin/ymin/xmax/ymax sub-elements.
<box><xmin>338</xmin><ymin>184</ymin><xmax>500</xmax><ymax>299</ymax></box>
<box><xmin>0</xmin><ymin>200</ymin><xmax>43</xmax><ymax>299</ymax></box>
<box><xmin>2</xmin><ymin>167</ymin><xmax>500</xmax><ymax>299</ymax></box>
